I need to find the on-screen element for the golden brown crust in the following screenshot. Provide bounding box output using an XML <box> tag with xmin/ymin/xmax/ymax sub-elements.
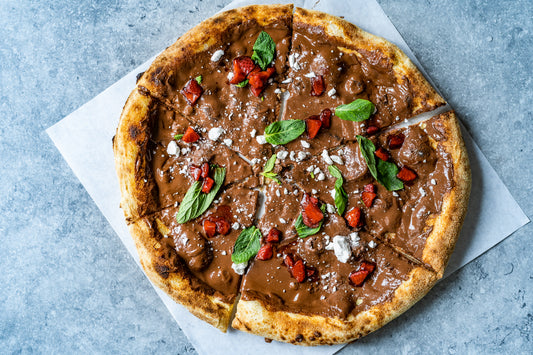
<box><xmin>232</xmin><ymin>266</ymin><xmax>438</xmax><ymax>345</ymax></box>
<box><xmin>137</xmin><ymin>4</ymin><xmax>293</xmax><ymax>105</ymax></box>
<box><xmin>420</xmin><ymin>111</ymin><xmax>471</xmax><ymax>277</ymax></box>
<box><xmin>293</xmin><ymin>7</ymin><xmax>445</xmax><ymax>116</ymax></box>
<box><xmin>129</xmin><ymin>215</ymin><xmax>234</xmax><ymax>332</ymax></box>
<box><xmin>113</xmin><ymin>89</ymin><xmax>160</xmax><ymax>223</ymax></box>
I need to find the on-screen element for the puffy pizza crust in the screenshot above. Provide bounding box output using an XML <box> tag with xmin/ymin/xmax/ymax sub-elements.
<box><xmin>129</xmin><ymin>215</ymin><xmax>235</xmax><ymax>332</ymax></box>
<box><xmin>232</xmin><ymin>266</ymin><xmax>438</xmax><ymax>345</ymax></box>
<box><xmin>293</xmin><ymin>7</ymin><xmax>445</xmax><ymax>116</ymax></box>
<box><xmin>418</xmin><ymin>111</ymin><xmax>471</xmax><ymax>277</ymax></box>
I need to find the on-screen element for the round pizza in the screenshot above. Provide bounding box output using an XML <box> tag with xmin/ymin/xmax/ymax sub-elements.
<box><xmin>113</xmin><ymin>4</ymin><xmax>471</xmax><ymax>345</ymax></box>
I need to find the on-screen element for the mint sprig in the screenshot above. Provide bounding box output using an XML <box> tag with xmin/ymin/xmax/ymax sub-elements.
<box><xmin>251</xmin><ymin>31</ymin><xmax>276</xmax><ymax>71</ymax></box>
<box><xmin>260</xmin><ymin>154</ymin><xmax>281</xmax><ymax>184</ymax></box>
<box><xmin>175</xmin><ymin>166</ymin><xmax>226</xmax><ymax>223</ymax></box>
<box><xmin>295</xmin><ymin>205</ymin><xmax>326</xmax><ymax>238</ymax></box>
<box><xmin>174</xmin><ymin>134</ymin><xmax>184</xmax><ymax>140</ymax></box>
<box><xmin>328</xmin><ymin>165</ymin><xmax>348</xmax><ymax>215</ymax></box>
<box><xmin>264</xmin><ymin>120</ymin><xmax>305</xmax><ymax>145</ymax></box>
<box><xmin>356</xmin><ymin>135</ymin><xmax>403</xmax><ymax>191</ymax></box>
<box><xmin>335</xmin><ymin>99</ymin><xmax>375</xmax><ymax>122</ymax></box>
<box><xmin>231</xmin><ymin>226</ymin><xmax>262</xmax><ymax>263</ymax></box>
<box><xmin>195</xmin><ymin>75</ymin><xmax>202</xmax><ymax>84</ymax></box>
<box><xmin>235</xmin><ymin>79</ymin><xmax>248</xmax><ymax>88</ymax></box>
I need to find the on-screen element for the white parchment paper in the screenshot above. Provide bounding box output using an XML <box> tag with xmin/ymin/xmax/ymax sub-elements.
<box><xmin>46</xmin><ymin>0</ymin><xmax>529</xmax><ymax>354</ymax></box>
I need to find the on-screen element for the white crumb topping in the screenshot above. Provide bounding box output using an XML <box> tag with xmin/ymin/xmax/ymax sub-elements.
<box><xmin>368</xmin><ymin>240</ymin><xmax>377</xmax><ymax>248</ymax></box>
<box><xmin>317</xmin><ymin>172</ymin><xmax>325</xmax><ymax>181</ymax></box>
<box><xmin>208</xmin><ymin>127</ymin><xmax>224</xmax><ymax>141</ymax></box>
<box><xmin>166</xmin><ymin>140</ymin><xmax>179</xmax><ymax>156</ymax></box>
<box><xmin>301</xmin><ymin>140</ymin><xmax>310</xmax><ymax>148</ymax></box>
<box><xmin>250</xmin><ymin>129</ymin><xmax>257</xmax><ymax>138</ymax></box>
<box><xmin>304</xmin><ymin>72</ymin><xmax>316</xmax><ymax>78</ymax></box>
<box><xmin>330</xmin><ymin>155</ymin><xmax>344</xmax><ymax>165</ymax></box>
<box><xmin>210</xmin><ymin>49</ymin><xmax>224</xmax><ymax>62</ymax></box>
<box><xmin>223</xmin><ymin>139</ymin><xmax>233</xmax><ymax>147</ymax></box>
<box><xmin>281</xmin><ymin>78</ymin><xmax>292</xmax><ymax>84</ymax></box>
<box><xmin>232</xmin><ymin>262</ymin><xmax>248</xmax><ymax>275</ymax></box>
<box><xmin>256</xmin><ymin>135</ymin><xmax>267</xmax><ymax>145</ymax></box>
<box><xmin>327</xmin><ymin>88</ymin><xmax>337</xmax><ymax>97</ymax></box>
<box><xmin>277</xmin><ymin>150</ymin><xmax>288</xmax><ymax>160</ymax></box>
<box><xmin>322</xmin><ymin>149</ymin><xmax>333</xmax><ymax>165</ymax></box>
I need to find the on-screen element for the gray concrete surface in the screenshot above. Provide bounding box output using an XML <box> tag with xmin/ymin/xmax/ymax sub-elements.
<box><xmin>0</xmin><ymin>0</ymin><xmax>531</xmax><ymax>353</ymax></box>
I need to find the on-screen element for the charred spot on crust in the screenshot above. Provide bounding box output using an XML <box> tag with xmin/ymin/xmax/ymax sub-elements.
<box><xmin>295</xmin><ymin>334</ymin><xmax>304</xmax><ymax>342</ymax></box>
<box><xmin>313</xmin><ymin>331</ymin><xmax>322</xmax><ymax>338</ymax></box>
<box><xmin>129</xmin><ymin>125</ymin><xmax>141</xmax><ymax>140</ymax></box>
<box><xmin>138</xmin><ymin>85</ymin><xmax>150</xmax><ymax>96</ymax></box>
<box><xmin>136</xmin><ymin>71</ymin><xmax>145</xmax><ymax>83</ymax></box>
<box><xmin>154</xmin><ymin>263</ymin><xmax>171</xmax><ymax>279</ymax></box>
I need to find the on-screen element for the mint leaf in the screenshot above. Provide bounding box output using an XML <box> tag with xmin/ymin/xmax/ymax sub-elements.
<box><xmin>261</xmin><ymin>172</ymin><xmax>281</xmax><ymax>184</ymax></box>
<box><xmin>235</xmin><ymin>79</ymin><xmax>248</xmax><ymax>88</ymax></box>
<box><xmin>264</xmin><ymin>120</ymin><xmax>306</xmax><ymax>145</ymax></box>
<box><xmin>176</xmin><ymin>166</ymin><xmax>226</xmax><ymax>223</ymax></box>
<box><xmin>295</xmin><ymin>205</ymin><xmax>326</xmax><ymax>238</ymax></box>
<box><xmin>231</xmin><ymin>226</ymin><xmax>262</xmax><ymax>263</ymax></box>
<box><xmin>356</xmin><ymin>135</ymin><xmax>403</xmax><ymax>191</ymax></box>
<box><xmin>260</xmin><ymin>154</ymin><xmax>281</xmax><ymax>184</ymax></box>
<box><xmin>335</xmin><ymin>99</ymin><xmax>375</xmax><ymax>122</ymax></box>
<box><xmin>174</xmin><ymin>134</ymin><xmax>184</xmax><ymax>140</ymax></box>
<box><xmin>195</xmin><ymin>75</ymin><xmax>202</xmax><ymax>84</ymax></box>
<box><xmin>251</xmin><ymin>31</ymin><xmax>276</xmax><ymax>70</ymax></box>
<box><xmin>328</xmin><ymin>165</ymin><xmax>348</xmax><ymax>215</ymax></box>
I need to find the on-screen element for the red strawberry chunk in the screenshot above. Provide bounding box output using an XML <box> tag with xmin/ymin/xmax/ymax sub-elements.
<box><xmin>182</xmin><ymin>126</ymin><xmax>200</xmax><ymax>143</ymax></box>
<box><xmin>256</xmin><ymin>244</ymin><xmax>274</xmax><ymax>261</ymax></box>
<box><xmin>200</xmin><ymin>162</ymin><xmax>210</xmax><ymax>179</ymax></box>
<box><xmin>366</xmin><ymin>125</ymin><xmax>379</xmax><ymax>135</ymax></box>
<box><xmin>346</xmin><ymin>207</ymin><xmax>363</xmax><ymax>228</ymax></box>
<box><xmin>230</xmin><ymin>56</ymin><xmax>256</xmax><ymax>84</ymax></box>
<box><xmin>181</xmin><ymin>79</ymin><xmax>203</xmax><ymax>106</ymax></box>
<box><xmin>319</xmin><ymin>108</ymin><xmax>332</xmax><ymax>129</ymax></box>
<box><xmin>349</xmin><ymin>261</ymin><xmax>376</xmax><ymax>287</ymax></box>
<box><xmin>201</xmin><ymin>177</ymin><xmax>215</xmax><ymax>193</ymax></box>
<box><xmin>248</xmin><ymin>67</ymin><xmax>275</xmax><ymax>97</ymax></box>
<box><xmin>266</xmin><ymin>228</ymin><xmax>281</xmax><ymax>243</ymax></box>
<box><xmin>310</xmin><ymin>75</ymin><xmax>325</xmax><ymax>96</ymax></box>
<box><xmin>305</xmin><ymin>116</ymin><xmax>322</xmax><ymax>139</ymax></box>
<box><xmin>291</xmin><ymin>259</ymin><xmax>306</xmax><ymax>283</ymax></box>
<box><xmin>301</xmin><ymin>193</ymin><xmax>324</xmax><ymax>228</ymax></box>
<box><xmin>283</xmin><ymin>254</ymin><xmax>294</xmax><ymax>268</ymax></box>
<box><xmin>388</xmin><ymin>133</ymin><xmax>405</xmax><ymax>149</ymax></box>
<box><xmin>203</xmin><ymin>220</ymin><xmax>216</xmax><ymax>238</ymax></box>
<box><xmin>364</xmin><ymin>183</ymin><xmax>376</xmax><ymax>193</ymax></box>
<box><xmin>374</xmin><ymin>147</ymin><xmax>389</xmax><ymax>161</ymax></box>
<box><xmin>361</xmin><ymin>191</ymin><xmax>377</xmax><ymax>208</ymax></box>
<box><xmin>189</xmin><ymin>165</ymin><xmax>202</xmax><ymax>181</ymax></box>
<box><xmin>396</xmin><ymin>166</ymin><xmax>417</xmax><ymax>182</ymax></box>
<box><xmin>215</xmin><ymin>218</ymin><xmax>231</xmax><ymax>235</ymax></box>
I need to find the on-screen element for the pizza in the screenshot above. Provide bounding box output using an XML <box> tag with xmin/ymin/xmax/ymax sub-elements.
<box><xmin>112</xmin><ymin>4</ymin><xmax>471</xmax><ymax>345</ymax></box>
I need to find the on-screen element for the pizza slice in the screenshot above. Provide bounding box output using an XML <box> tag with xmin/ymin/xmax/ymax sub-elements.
<box><xmin>129</xmin><ymin>183</ymin><xmax>258</xmax><ymax>331</ymax></box>
<box><xmin>278</xmin><ymin>7</ymin><xmax>445</xmax><ymax>156</ymax></box>
<box><xmin>232</xmin><ymin>181</ymin><xmax>438</xmax><ymax>344</ymax></box>
<box><xmin>113</xmin><ymin>89</ymin><xmax>255</xmax><ymax>222</ymax></box>
<box><xmin>136</xmin><ymin>4</ymin><xmax>294</xmax><ymax>162</ymax></box>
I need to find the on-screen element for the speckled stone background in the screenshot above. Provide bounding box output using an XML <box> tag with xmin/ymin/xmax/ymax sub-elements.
<box><xmin>1</xmin><ymin>0</ymin><xmax>531</xmax><ymax>353</ymax></box>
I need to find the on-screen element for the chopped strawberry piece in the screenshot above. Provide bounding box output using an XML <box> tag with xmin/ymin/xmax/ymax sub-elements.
<box><xmin>189</xmin><ymin>165</ymin><xmax>202</xmax><ymax>181</ymax></box>
<box><xmin>266</xmin><ymin>228</ymin><xmax>281</xmax><ymax>243</ymax></box>
<box><xmin>366</xmin><ymin>125</ymin><xmax>379</xmax><ymax>135</ymax></box>
<box><xmin>349</xmin><ymin>261</ymin><xmax>376</xmax><ymax>287</ymax></box>
<box><xmin>283</xmin><ymin>254</ymin><xmax>294</xmax><ymax>268</ymax></box>
<box><xmin>301</xmin><ymin>193</ymin><xmax>324</xmax><ymax>228</ymax></box>
<box><xmin>200</xmin><ymin>162</ymin><xmax>210</xmax><ymax>179</ymax></box>
<box><xmin>319</xmin><ymin>108</ymin><xmax>332</xmax><ymax>129</ymax></box>
<box><xmin>361</xmin><ymin>191</ymin><xmax>377</xmax><ymax>208</ymax></box>
<box><xmin>256</xmin><ymin>243</ymin><xmax>274</xmax><ymax>261</ymax></box>
<box><xmin>291</xmin><ymin>259</ymin><xmax>306</xmax><ymax>283</ymax></box>
<box><xmin>215</xmin><ymin>218</ymin><xmax>231</xmax><ymax>235</ymax></box>
<box><xmin>346</xmin><ymin>207</ymin><xmax>363</xmax><ymax>228</ymax></box>
<box><xmin>248</xmin><ymin>67</ymin><xmax>276</xmax><ymax>97</ymax></box>
<box><xmin>374</xmin><ymin>147</ymin><xmax>389</xmax><ymax>161</ymax></box>
<box><xmin>363</xmin><ymin>184</ymin><xmax>376</xmax><ymax>193</ymax></box>
<box><xmin>305</xmin><ymin>116</ymin><xmax>322</xmax><ymax>139</ymax></box>
<box><xmin>388</xmin><ymin>133</ymin><xmax>405</xmax><ymax>149</ymax></box>
<box><xmin>182</xmin><ymin>126</ymin><xmax>200</xmax><ymax>143</ymax></box>
<box><xmin>201</xmin><ymin>177</ymin><xmax>215</xmax><ymax>193</ymax></box>
<box><xmin>396</xmin><ymin>166</ymin><xmax>417</xmax><ymax>182</ymax></box>
<box><xmin>230</xmin><ymin>56</ymin><xmax>256</xmax><ymax>84</ymax></box>
<box><xmin>181</xmin><ymin>79</ymin><xmax>203</xmax><ymax>106</ymax></box>
<box><xmin>310</xmin><ymin>75</ymin><xmax>325</xmax><ymax>96</ymax></box>
<box><xmin>203</xmin><ymin>220</ymin><xmax>217</xmax><ymax>238</ymax></box>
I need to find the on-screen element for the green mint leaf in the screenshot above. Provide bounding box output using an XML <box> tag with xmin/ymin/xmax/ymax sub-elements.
<box><xmin>295</xmin><ymin>205</ymin><xmax>326</xmax><ymax>238</ymax></box>
<box><xmin>264</xmin><ymin>120</ymin><xmax>306</xmax><ymax>145</ymax></box>
<box><xmin>195</xmin><ymin>75</ymin><xmax>202</xmax><ymax>84</ymax></box>
<box><xmin>231</xmin><ymin>226</ymin><xmax>262</xmax><ymax>263</ymax></box>
<box><xmin>251</xmin><ymin>31</ymin><xmax>276</xmax><ymax>71</ymax></box>
<box><xmin>262</xmin><ymin>154</ymin><xmax>276</xmax><ymax>173</ymax></box>
<box><xmin>235</xmin><ymin>79</ymin><xmax>248</xmax><ymax>88</ymax></box>
<box><xmin>376</xmin><ymin>159</ymin><xmax>404</xmax><ymax>191</ymax></box>
<box><xmin>310</xmin><ymin>171</ymin><xmax>315</xmax><ymax>179</ymax></box>
<box><xmin>176</xmin><ymin>166</ymin><xmax>226</xmax><ymax>223</ymax></box>
<box><xmin>328</xmin><ymin>165</ymin><xmax>348</xmax><ymax>215</ymax></box>
<box><xmin>335</xmin><ymin>99</ymin><xmax>375</xmax><ymax>122</ymax></box>
<box><xmin>174</xmin><ymin>134</ymin><xmax>184</xmax><ymax>140</ymax></box>
<box><xmin>356</xmin><ymin>135</ymin><xmax>403</xmax><ymax>191</ymax></box>
<box><xmin>260</xmin><ymin>172</ymin><xmax>281</xmax><ymax>184</ymax></box>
